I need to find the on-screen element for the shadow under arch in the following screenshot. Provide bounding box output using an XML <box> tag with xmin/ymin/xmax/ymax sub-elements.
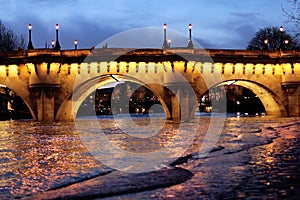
<box><xmin>208</xmin><ymin>79</ymin><xmax>287</xmax><ymax>116</ymax></box>
<box><xmin>0</xmin><ymin>83</ymin><xmax>35</xmax><ymax>120</ymax></box>
<box><xmin>69</xmin><ymin>74</ymin><xmax>172</xmax><ymax>119</ymax></box>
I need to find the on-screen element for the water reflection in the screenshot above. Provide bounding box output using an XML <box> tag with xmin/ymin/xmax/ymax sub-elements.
<box><xmin>0</xmin><ymin>117</ymin><xmax>299</xmax><ymax>199</ymax></box>
<box><xmin>0</xmin><ymin>121</ymin><xmax>108</xmax><ymax>198</ymax></box>
<box><xmin>118</xmin><ymin>117</ymin><xmax>300</xmax><ymax>200</ymax></box>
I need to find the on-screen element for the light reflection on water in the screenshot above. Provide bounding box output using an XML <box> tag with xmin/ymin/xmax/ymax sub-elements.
<box><xmin>124</xmin><ymin>116</ymin><xmax>300</xmax><ymax>200</ymax></box>
<box><xmin>0</xmin><ymin>120</ymin><xmax>109</xmax><ymax>198</ymax></box>
<box><xmin>0</xmin><ymin>115</ymin><xmax>299</xmax><ymax>199</ymax></box>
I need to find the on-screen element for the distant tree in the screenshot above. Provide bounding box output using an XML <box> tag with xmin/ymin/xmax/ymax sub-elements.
<box><xmin>247</xmin><ymin>26</ymin><xmax>300</xmax><ymax>50</ymax></box>
<box><xmin>0</xmin><ymin>20</ymin><xmax>26</xmax><ymax>52</ymax></box>
<box><xmin>282</xmin><ymin>0</ymin><xmax>300</xmax><ymax>39</ymax></box>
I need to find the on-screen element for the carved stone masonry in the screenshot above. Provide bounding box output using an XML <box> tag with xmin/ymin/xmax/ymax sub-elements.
<box><xmin>283</xmin><ymin>84</ymin><xmax>298</xmax><ymax>95</ymax></box>
<box><xmin>29</xmin><ymin>87</ymin><xmax>42</xmax><ymax>99</ymax></box>
<box><xmin>45</xmin><ymin>87</ymin><xmax>58</xmax><ymax>98</ymax></box>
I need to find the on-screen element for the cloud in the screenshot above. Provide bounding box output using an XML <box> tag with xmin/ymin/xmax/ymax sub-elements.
<box><xmin>0</xmin><ymin>0</ymin><xmax>289</xmax><ymax>49</ymax></box>
<box><xmin>195</xmin><ymin>38</ymin><xmax>216</xmax><ymax>49</ymax></box>
<box><xmin>230</xmin><ymin>12</ymin><xmax>261</xmax><ymax>19</ymax></box>
<box><xmin>58</xmin><ymin>16</ymin><xmax>123</xmax><ymax>49</ymax></box>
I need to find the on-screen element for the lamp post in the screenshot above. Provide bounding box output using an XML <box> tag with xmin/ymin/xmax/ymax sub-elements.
<box><xmin>51</xmin><ymin>40</ymin><xmax>55</xmax><ymax>48</ymax></box>
<box><xmin>74</xmin><ymin>40</ymin><xmax>78</xmax><ymax>50</ymax></box>
<box><xmin>54</xmin><ymin>24</ymin><xmax>61</xmax><ymax>50</ymax></box>
<box><xmin>263</xmin><ymin>39</ymin><xmax>268</xmax><ymax>50</ymax></box>
<box><xmin>27</xmin><ymin>24</ymin><xmax>34</xmax><ymax>50</ymax></box>
<box><xmin>187</xmin><ymin>23</ymin><xmax>194</xmax><ymax>49</ymax></box>
<box><xmin>262</xmin><ymin>39</ymin><xmax>268</xmax><ymax>55</ymax></box>
<box><xmin>284</xmin><ymin>39</ymin><xmax>289</xmax><ymax>50</ymax></box>
<box><xmin>162</xmin><ymin>23</ymin><xmax>168</xmax><ymax>49</ymax></box>
<box><xmin>167</xmin><ymin>38</ymin><xmax>172</xmax><ymax>48</ymax></box>
<box><xmin>279</xmin><ymin>26</ymin><xmax>284</xmax><ymax>50</ymax></box>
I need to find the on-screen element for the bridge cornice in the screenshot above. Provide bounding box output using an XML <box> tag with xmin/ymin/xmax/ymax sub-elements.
<box><xmin>1</xmin><ymin>48</ymin><xmax>300</xmax><ymax>65</ymax></box>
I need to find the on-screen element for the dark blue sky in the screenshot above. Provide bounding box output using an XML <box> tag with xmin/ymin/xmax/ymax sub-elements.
<box><xmin>0</xmin><ymin>0</ymin><xmax>293</xmax><ymax>49</ymax></box>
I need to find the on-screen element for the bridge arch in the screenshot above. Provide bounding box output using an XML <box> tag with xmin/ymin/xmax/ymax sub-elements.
<box><xmin>203</xmin><ymin>79</ymin><xmax>288</xmax><ymax>116</ymax></box>
<box><xmin>56</xmin><ymin>74</ymin><xmax>173</xmax><ymax>120</ymax></box>
<box><xmin>0</xmin><ymin>81</ymin><xmax>36</xmax><ymax>120</ymax></box>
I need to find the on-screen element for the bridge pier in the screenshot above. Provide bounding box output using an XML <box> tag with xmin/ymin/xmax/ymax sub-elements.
<box><xmin>168</xmin><ymin>90</ymin><xmax>180</xmax><ymax>121</ymax></box>
<box><xmin>167</xmin><ymin>84</ymin><xmax>196</xmax><ymax>122</ymax></box>
<box><xmin>30</xmin><ymin>87</ymin><xmax>58</xmax><ymax>121</ymax></box>
<box><xmin>28</xmin><ymin>63</ymin><xmax>60</xmax><ymax>121</ymax></box>
<box><xmin>284</xmin><ymin>84</ymin><xmax>300</xmax><ymax>117</ymax></box>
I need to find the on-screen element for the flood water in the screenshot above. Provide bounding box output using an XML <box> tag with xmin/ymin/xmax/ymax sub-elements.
<box><xmin>0</xmin><ymin>114</ymin><xmax>299</xmax><ymax>199</ymax></box>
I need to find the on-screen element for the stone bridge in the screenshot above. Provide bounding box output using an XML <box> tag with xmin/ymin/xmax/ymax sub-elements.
<box><xmin>0</xmin><ymin>48</ymin><xmax>300</xmax><ymax>121</ymax></box>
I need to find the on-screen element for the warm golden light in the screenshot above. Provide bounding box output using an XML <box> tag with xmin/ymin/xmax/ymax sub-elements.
<box><xmin>264</xmin><ymin>39</ymin><xmax>268</xmax><ymax>44</ymax></box>
<box><xmin>188</xmin><ymin>23</ymin><xmax>192</xmax><ymax>29</ymax></box>
<box><xmin>0</xmin><ymin>65</ymin><xmax>6</xmax><ymax>77</ymax></box>
<box><xmin>163</xmin><ymin>23</ymin><xmax>167</xmax><ymax>29</ymax></box>
<box><xmin>55</xmin><ymin>23</ymin><xmax>59</xmax><ymax>30</ymax></box>
<box><xmin>28</xmin><ymin>24</ymin><xmax>32</xmax><ymax>30</ymax></box>
<box><xmin>26</xmin><ymin>63</ymin><xmax>35</xmax><ymax>74</ymax></box>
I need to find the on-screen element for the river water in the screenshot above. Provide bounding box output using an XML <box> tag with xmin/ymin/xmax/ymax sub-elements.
<box><xmin>0</xmin><ymin>114</ymin><xmax>299</xmax><ymax>199</ymax></box>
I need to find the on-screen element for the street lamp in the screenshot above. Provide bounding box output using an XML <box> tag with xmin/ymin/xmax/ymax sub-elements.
<box><xmin>284</xmin><ymin>39</ymin><xmax>289</xmax><ymax>50</ymax></box>
<box><xmin>51</xmin><ymin>40</ymin><xmax>55</xmax><ymax>48</ymax></box>
<box><xmin>74</xmin><ymin>39</ymin><xmax>78</xmax><ymax>50</ymax></box>
<box><xmin>27</xmin><ymin>24</ymin><xmax>34</xmax><ymax>50</ymax></box>
<box><xmin>279</xmin><ymin>26</ymin><xmax>284</xmax><ymax>32</ymax></box>
<box><xmin>54</xmin><ymin>23</ymin><xmax>61</xmax><ymax>50</ymax></box>
<box><xmin>162</xmin><ymin>23</ymin><xmax>168</xmax><ymax>49</ymax></box>
<box><xmin>167</xmin><ymin>38</ymin><xmax>172</xmax><ymax>48</ymax></box>
<box><xmin>187</xmin><ymin>23</ymin><xmax>194</xmax><ymax>49</ymax></box>
<box><xmin>279</xmin><ymin>26</ymin><xmax>284</xmax><ymax>50</ymax></box>
<box><xmin>264</xmin><ymin>39</ymin><xmax>268</xmax><ymax>50</ymax></box>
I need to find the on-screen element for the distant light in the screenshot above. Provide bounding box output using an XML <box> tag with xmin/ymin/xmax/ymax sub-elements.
<box><xmin>167</xmin><ymin>38</ymin><xmax>171</xmax><ymax>46</ymax></box>
<box><xmin>279</xmin><ymin>26</ymin><xmax>284</xmax><ymax>32</ymax></box>
<box><xmin>188</xmin><ymin>23</ymin><xmax>192</xmax><ymax>30</ymax></box>
<box><xmin>51</xmin><ymin>40</ymin><xmax>55</xmax><ymax>46</ymax></box>
<box><xmin>284</xmin><ymin>39</ymin><xmax>289</xmax><ymax>44</ymax></box>
<box><xmin>74</xmin><ymin>39</ymin><xmax>78</xmax><ymax>50</ymax></box>
<box><xmin>55</xmin><ymin>23</ymin><xmax>59</xmax><ymax>30</ymax></box>
<box><xmin>264</xmin><ymin>39</ymin><xmax>268</xmax><ymax>44</ymax></box>
<box><xmin>163</xmin><ymin>23</ymin><xmax>167</xmax><ymax>29</ymax></box>
<box><xmin>28</xmin><ymin>24</ymin><xmax>32</xmax><ymax>30</ymax></box>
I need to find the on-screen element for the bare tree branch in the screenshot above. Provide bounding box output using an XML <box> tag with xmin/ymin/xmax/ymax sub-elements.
<box><xmin>282</xmin><ymin>0</ymin><xmax>300</xmax><ymax>40</ymax></box>
<box><xmin>0</xmin><ymin>20</ymin><xmax>26</xmax><ymax>51</ymax></box>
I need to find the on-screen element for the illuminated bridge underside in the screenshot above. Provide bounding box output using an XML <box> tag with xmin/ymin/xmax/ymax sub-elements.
<box><xmin>0</xmin><ymin>48</ymin><xmax>299</xmax><ymax>121</ymax></box>
<box><xmin>219</xmin><ymin>80</ymin><xmax>284</xmax><ymax>116</ymax></box>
